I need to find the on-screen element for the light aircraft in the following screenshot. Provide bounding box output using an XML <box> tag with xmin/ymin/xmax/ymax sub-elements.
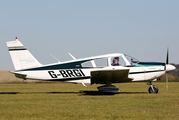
<box><xmin>6</xmin><ymin>37</ymin><xmax>175</xmax><ymax>94</ymax></box>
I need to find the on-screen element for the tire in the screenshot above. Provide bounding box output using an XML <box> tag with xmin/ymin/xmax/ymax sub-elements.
<box><xmin>148</xmin><ymin>85</ymin><xmax>158</xmax><ymax>93</ymax></box>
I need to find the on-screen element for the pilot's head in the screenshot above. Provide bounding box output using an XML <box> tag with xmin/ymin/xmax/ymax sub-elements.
<box><xmin>113</xmin><ymin>57</ymin><xmax>119</xmax><ymax>63</ymax></box>
<box><xmin>114</xmin><ymin>57</ymin><xmax>119</xmax><ymax>61</ymax></box>
<box><xmin>114</xmin><ymin>59</ymin><xmax>118</xmax><ymax>64</ymax></box>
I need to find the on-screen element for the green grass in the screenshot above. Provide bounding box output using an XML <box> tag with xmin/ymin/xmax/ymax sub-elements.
<box><xmin>0</xmin><ymin>82</ymin><xmax>179</xmax><ymax>120</ymax></box>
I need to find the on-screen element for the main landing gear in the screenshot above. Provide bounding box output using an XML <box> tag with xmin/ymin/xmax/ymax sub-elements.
<box><xmin>97</xmin><ymin>85</ymin><xmax>119</xmax><ymax>94</ymax></box>
<box><xmin>97</xmin><ymin>81</ymin><xmax>119</xmax><ymax>94</ymax></box>
<box><xmin>147</xmin><ymin>81</ymin><xmax>158</xmax><ymax>94</ymax></box>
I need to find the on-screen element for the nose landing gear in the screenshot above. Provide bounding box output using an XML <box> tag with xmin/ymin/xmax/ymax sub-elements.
<box><xmin>147</xmin><ymin>81</ymin><xmax>159</xmax><ymax>94</ymax></box>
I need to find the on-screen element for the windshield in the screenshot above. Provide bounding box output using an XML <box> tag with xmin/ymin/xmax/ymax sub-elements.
<box><xmin>124</xmin><ymin>54</ymin><xmax>139</xmax><ymax>65</ymax></box>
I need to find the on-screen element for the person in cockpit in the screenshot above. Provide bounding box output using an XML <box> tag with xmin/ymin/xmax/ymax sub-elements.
<box><xmin>111</xmin><ymin>57</ymin><xmax>119</xmax><ymax>66</ymax></box>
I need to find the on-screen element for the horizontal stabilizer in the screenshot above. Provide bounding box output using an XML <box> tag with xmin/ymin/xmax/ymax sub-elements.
<box><xmin>10</xmin><ymin>71</ymin><xmax>27</xmax><ymax>79</ymax></box>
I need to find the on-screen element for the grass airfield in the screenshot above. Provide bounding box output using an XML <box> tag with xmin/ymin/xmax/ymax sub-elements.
<box><xmin>0</xmin><ymin>82</ymin><xmax>178</xmax><ymax>120</ymax></box>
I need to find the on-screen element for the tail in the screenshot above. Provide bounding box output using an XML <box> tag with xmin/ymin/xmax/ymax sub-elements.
<box><xmin>6</xmin><ymin>37</ymin><xmax>42</xmax><ymax>70</ymax></box>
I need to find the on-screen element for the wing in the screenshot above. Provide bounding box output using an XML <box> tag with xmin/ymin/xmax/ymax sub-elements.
<box><xmin>91</xmin><ymin>69</ymin><xmax>133</xmax><ymax>85</ymax></box>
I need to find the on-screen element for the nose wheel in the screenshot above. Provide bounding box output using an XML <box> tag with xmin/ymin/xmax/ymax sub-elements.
<box><xmin>147</xmin><ymin>81</ymin><xmax>159</xmax><ymax>94</ymax></box>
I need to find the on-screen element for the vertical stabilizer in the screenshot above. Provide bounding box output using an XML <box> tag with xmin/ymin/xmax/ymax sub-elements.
<box><xmin>6</xmin><ymin>37</ymin><xmax>41</xmax><ymax>70</ymax></box>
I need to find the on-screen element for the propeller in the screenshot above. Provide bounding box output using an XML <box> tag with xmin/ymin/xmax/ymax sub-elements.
<box><xmin>165</xmin><ymin>48</ymin><xmax>169</xmax><ymax>90</ymax></box>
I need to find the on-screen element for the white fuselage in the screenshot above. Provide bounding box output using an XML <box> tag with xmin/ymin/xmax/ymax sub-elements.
<box><xmin>15</xmin><ymin>64</ymin><xmax>172</xmax><ymax>84</ymax></box>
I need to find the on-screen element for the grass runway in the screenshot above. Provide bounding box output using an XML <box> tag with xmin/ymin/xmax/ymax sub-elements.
<box><xmin>0</xmin><ymin>82</ymin><xmax>178</xmax><ymax>120</ymax></box>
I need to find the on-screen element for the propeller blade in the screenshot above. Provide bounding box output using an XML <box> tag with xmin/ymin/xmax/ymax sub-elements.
<box><xmin>166</xmin><ymin>73</ymin><xmax>168</xmax><ymax>90</ymax></box>
<box><xmin>166</xmin><ymin>48</ymin><xmax>169</xmax><ymax>64</ymax></box>
<box><xmin>165</xmin><ymin>48</ymin><xmax>169</xmax><ymax>71</ymax></box>
<box><xmin>165</xmin><ymin>48</ymin><xmax>169</xmax><ymax>90</ymax></box>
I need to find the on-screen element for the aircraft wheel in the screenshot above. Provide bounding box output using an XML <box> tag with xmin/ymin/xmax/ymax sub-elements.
<box><xmin>148</xmin><ymin>85</ymin><xmax>158</xmax><ymax>94</ymax></box>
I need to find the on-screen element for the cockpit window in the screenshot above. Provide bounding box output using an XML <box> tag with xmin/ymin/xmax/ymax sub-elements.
<box><xmin>82</xmin><ymin>58</ymin><xmax>108</xmax><ymax>67</ymax></box>
<box><xmin>124</xmin><ymin>54</ymin><xmax>139</xmax><ymax>65</ymax></box>
<box><xmin>82</xmin><ymin>54</ymin><xmax>139</xmax><ymax>67</ymax></box>
<box><xmin>111</xmin><ymin>56</ymin><xmax>126</xmax><ymax>66</ymax></box>
<box><xmin>95</xmin><ymin>58</ymin><xmax>108</xmax><ymax>67</ymax></box>
<box><xmin>82</xmin><ymin>61</ymin><xmax>93</xmax><ymax>67</ymax></box>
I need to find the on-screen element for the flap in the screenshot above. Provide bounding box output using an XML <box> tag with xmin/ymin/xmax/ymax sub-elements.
<box><xmin>91</xmin><ymin>69</ymin><xmax>133</xmax><ymax>84</ymax></box>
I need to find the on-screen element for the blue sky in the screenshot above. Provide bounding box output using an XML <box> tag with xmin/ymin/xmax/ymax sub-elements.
<box><xmin>0</xmin><ymin>0</ymin><xmax>179</xmax><ymax>70</ymax></box>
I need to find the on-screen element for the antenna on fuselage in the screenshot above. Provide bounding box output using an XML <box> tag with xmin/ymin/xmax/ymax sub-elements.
<box><xmin>50</xmin><ymin>54</ymin><xmax>60</xmax><ymax>62</ymax></box>
<box><xmin>68</xmin><ymin>53</ymin><xmax>76</xmax><ymax>60</ymax></box>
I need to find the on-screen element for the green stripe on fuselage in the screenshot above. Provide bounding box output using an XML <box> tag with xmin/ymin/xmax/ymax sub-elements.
<box><xmin>128</xmin><ymin>64</ymin><xmax>163</xmax><ymax>67</ymax></box>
